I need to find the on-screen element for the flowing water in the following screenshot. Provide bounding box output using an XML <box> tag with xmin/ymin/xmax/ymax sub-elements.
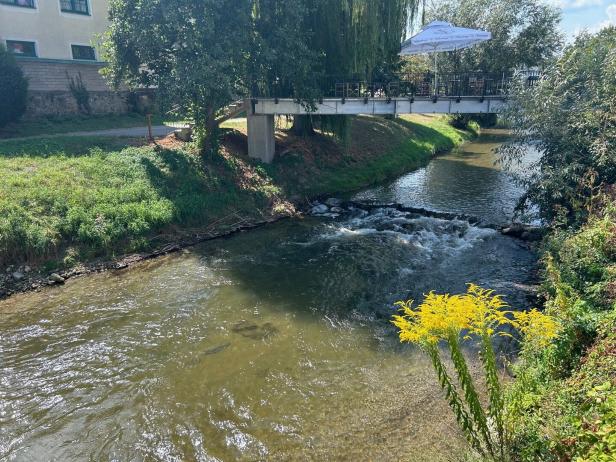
<box><xmin>0</xmin><ymin>130</ymin><xmax>538</xmax><ymax>461</ymax></box>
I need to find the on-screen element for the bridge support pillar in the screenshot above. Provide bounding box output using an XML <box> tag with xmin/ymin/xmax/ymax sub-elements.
<box><xmin>247</xmin><ymin>114</ymin><xmax>275</xmax><ymax>163</ymax></box>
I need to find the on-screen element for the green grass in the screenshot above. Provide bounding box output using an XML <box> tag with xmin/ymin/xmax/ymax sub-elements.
<box><xmin>268</xmin><ymin>114</ymin><xmax>475</xmax><ymax>197</ymax></box>
<box><xmin>0</xmin><ymin>138</ymin><xmax>275</xmax><ymax>266</ymax></box>
<box><xmin>0</xmin><ymin>113</ymin><xmax>182</xmax><ymax>139</ymax></box>
<box><xmin>0</xmin><ymin>115</ymin><xmax>473</xmax><ymax>269</ymax></box>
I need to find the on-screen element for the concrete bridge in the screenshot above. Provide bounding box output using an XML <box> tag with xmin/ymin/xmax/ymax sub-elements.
<box><xmin>243</xmin><ymin>72</ymin><xmax>538</xmax><ymax>162</ymax></box>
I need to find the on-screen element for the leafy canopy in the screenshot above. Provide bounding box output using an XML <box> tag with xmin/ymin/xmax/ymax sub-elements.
<box><xmin>425</xmin><ymin>0</ymin><xmax>562</xmax><ymax>73</ymax></box>
<box><xmin>500</xmin><ymin>27</ymin><xmax>616</xmax><ymax>225</ymax></box>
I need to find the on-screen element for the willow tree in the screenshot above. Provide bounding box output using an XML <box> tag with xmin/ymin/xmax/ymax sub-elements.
<box><xmin>292</xmin><ymin>0</ymin><xmax>420</xmax><ymax>136</ymax></box>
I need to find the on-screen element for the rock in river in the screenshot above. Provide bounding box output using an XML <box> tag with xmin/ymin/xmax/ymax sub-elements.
<box><xmin>310</xmin><ymin>204</ymin><xmax>329</xmax><ymax>215</ymax></box>
<box><xmin>325</xmin><ymin>198</ymin><xmax>343</xmax><ymax>207</ymax></box>
<box><xmin>231</xmin><ymin>320</ymin><xmax>279</xmax><ymax>340</ymax></box>
<box><xmin>49</xmin><ymin>273</ymin><xmax>65</xmax><ymax>284</ymax></box>
<box><xmin>12</xmin><ymin>272</ymin><xmax>24</xmax><ymax>281</ymax></box>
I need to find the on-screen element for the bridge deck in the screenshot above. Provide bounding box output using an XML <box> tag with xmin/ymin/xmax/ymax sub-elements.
<box><xmin>250</xmin><ymin>96</ymin><xmax>507</xmax><ymax>116</ymax></box>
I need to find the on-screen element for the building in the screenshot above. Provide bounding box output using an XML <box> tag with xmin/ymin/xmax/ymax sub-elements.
<box><xmin>0</xmin><ymin>0</ymin><xmax>131</xmax><ymax>117</ymax></box>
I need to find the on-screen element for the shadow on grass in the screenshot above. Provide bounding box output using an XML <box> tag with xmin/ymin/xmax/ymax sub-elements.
<box><xmin>0</xmin><ymin>136</ymin><xmax>142</xmax><ymax>158</ymax></box>
<box><xmin>139</xmin><ymin>147</ymin><xmax>273</xmax><ymax>228</ymax></box>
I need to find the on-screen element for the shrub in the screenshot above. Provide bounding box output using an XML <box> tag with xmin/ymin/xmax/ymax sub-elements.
<box><xmin>501</xmin><ymin>28</ymin><xmax>616</xmax><ymax>225</ymax></box>
<box><xmin>505</xmin><ymin>200</ymin><xmax>616</xmax><ymax>461</ymax></box>
<box><xmin>0</xmin><ymin>45</ymin><xmax>28</xmax><ymax>127</ymax></box>
<box><xmin>67</xmin><ymin>72</ymin><xmax>91</xmax><ymax>115</ymax></box>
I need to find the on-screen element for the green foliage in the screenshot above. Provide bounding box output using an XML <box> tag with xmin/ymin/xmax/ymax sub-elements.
<box><xmin>0</xmin><ymin>45</ymin><xmax>28</xmax><ymax>128</ymax></box>
<box><xmin>426</xmin><ymin>0</ymin><xmax>562</xmax><ymax>74</ymax></box>
<box><xmin>0</xmin><ymin>137</ymin><xmax>277</xmax><ymax>265</ymax></box>
<box><xmin>501</xmin><ymin>28</ymin><xmax>616</xmax><ymax>225</ymax></box>
<box><xmin>289</xmin><ymin>0</ymin><xmax>420</xmax><ymax>138</ymax></box>
<box><xmin>103</xmin><ymin>0</ymin><xmax>319</xmax><ymax>153</ymax></box>
<box><xmin>67</xmin><ymin>72</ymin><xmax>91</xmax><ymax>115</ymax></box>
<box><xmin>505</xmin><ymin>203</ymin><xmax>616</xmax><ymax>461</ymax></box>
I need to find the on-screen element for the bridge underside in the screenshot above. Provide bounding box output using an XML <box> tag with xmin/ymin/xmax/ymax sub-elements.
<box><xmin>245</xmin><ymin>96</ymin><xmax>508</xmax><ymax>163</ymax></box>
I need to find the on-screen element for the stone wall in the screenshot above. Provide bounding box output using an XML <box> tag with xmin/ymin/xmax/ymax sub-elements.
<box><xmin>25</xmin><ymin>91</ymin><xmax>130</xmax><ymax>119</ymax></box>
<box><xmin>17</xmin><ymin>58</ymin><xmax>135</xmax><ymax>118</ymax></box>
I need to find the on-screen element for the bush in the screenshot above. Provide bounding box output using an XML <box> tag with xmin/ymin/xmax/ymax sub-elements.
<box><xmin>0</xmin><ymin>45</ymin><xmax>28</xmax><ymax>127</ymax></box>
<box><xmin>505</xmin><ymin>200</ymin><xmax>616</xmax><ymax>461</ymax></box>
<box><xmin>501</xmin><ymin>28</ymin><xmax>616</xmax><ymax>225</ymax></box>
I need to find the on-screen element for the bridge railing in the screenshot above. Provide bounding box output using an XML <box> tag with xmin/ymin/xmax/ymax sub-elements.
<box><xmin>261</xmin><ymin>70</ymin><xmax>541</xmax><ymax>100</ymax></box>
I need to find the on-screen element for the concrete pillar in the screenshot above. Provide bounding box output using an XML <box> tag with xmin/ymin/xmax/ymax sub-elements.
<box><xmin>247</xmin><ymin>114</ymin><xmax>275</xmax><ymax>163</ymax></box>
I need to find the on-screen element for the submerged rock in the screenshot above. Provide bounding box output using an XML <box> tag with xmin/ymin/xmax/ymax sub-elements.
<box><xmin>310</xmin><ymin>204</ymin><xmax>329</xmax><ymax>215</ymax></box>
<box><xmin>325</xmin><ymin>198</ymin><xmax>343</xmax><ymax>207</ymax></box>
<box><xmin>202</xmin><ymin>342</ymin><xmax>231</xmax><ymax>356</ymax></box>
<box><xmin>12</xmin><ymin>272</ymin><xmax>24</xmax><ymax>281</ymax></box>
<box><xmin>231</xmin><ymin>320</ymin><xmax>278</xmax><ymax>340</ymax></box>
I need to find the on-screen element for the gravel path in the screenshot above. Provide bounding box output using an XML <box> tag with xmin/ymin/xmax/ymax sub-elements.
<box><xmin>0</xmin><ymin>125</ymin><xmax>186</xmax><ymax>142</ymax></box>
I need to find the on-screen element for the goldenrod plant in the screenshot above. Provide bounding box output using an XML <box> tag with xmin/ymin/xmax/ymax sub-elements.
<box><xmin>392</xmin><ymin>284</ymin><xmax>559</xmax><ymax>461</ymax></box>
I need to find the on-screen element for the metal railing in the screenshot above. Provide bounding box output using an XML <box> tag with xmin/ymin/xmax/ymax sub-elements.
<box><xmin>259</xmin><ymin>70</ymin><xmax>541</xmax><ymax>100</ymax></box>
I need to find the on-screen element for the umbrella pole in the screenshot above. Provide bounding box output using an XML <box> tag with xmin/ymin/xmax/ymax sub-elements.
<box><xmin>433</xmin><ymin>52</ymin><xmax>438</xmax><ymax>97</ymax></box>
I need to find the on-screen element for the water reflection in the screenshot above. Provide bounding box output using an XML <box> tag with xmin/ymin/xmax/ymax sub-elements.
<box><xmin>353</xmin><ymin>129</ymin><xmax>539</xmax><ymax>224</ymax></box>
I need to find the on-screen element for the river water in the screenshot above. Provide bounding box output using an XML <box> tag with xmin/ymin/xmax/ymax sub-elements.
<box><xmin>0</xmin><ymin>129</ymin><xmax>538</xmax><ymax>461</ymax></box>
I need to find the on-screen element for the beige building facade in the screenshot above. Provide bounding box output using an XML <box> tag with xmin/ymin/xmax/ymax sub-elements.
<box><xmin>0</xmin><ymin>0</ymin><xmax>110</xmax><ymax>62</ymax></box>
<box><xmin>0</xmin><ymin>0</ymin><xmax>135</xmax><ymax>117</ymax></box>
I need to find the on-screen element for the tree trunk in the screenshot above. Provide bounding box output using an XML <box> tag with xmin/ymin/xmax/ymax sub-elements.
<box><xmin>199</xmin><ymin>108</ymin><xmax>220</xmax><ymax>157</ymax></box>
<box><xmin>291</xmin><ymin>115</ymin><xmax>315</xmax><ymax>136</ymax></box>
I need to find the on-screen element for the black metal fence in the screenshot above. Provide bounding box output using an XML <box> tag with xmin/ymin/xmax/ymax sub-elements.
<box><xmin>262</xmin><ymin>70</ymin><xmax>541</xmax><ymax>100</ymax></box>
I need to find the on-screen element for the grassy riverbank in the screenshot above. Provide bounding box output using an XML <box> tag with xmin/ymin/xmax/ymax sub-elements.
<box><xmin>0</xmin><ymin>114</ymin><xmax>474</xmax><ymax>284</ymax></box>
<box><xmin>506</xmin><ymin>197</ymin><xmax>616</xmax><ymax>461</ymax></box>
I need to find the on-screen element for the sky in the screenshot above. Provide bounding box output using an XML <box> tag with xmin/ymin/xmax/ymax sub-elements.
<box><xmin>549</xmin><ymin>0</ymin><xmax>616</xmax><ymax>40</ymax></box>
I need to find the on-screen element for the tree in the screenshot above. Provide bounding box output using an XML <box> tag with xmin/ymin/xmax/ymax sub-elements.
<box><xmin>103</xmin><ymin>0</ymin><xmax>319</xmax><ymax>155</ymax></box>
<box><xmin>103</xmin><ymin>0</ymin><xmax>252</xmax><ymax>154</ymax></box>
<box><xmin>425</xmin><ymin>0</ymin><xmax>562</xmax><ymax>74</ymax></box>
<box><xmin>0</xmin><ymin>45</ymin><xmax>28</xmax><ymax>128</ymax></box>
<box><xmin>500</xmin><ymin>27</ymin><xmax>616</xmax><ymax>225</ymax></box>
<box><xmin>292</xmin><ymin>0</ymin><xmax>420</xmax><ymax>136</ymax></box>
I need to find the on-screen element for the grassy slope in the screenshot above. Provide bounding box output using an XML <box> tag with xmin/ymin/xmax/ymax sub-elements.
<box><xmin>0</xmin><ymin>113</ymin><xmax>180</xmax><ymax>139</ymax></box>
<box><xmin>0</xmin><ymin>114</ymin><xmax>473</xmax><ymax>270</ymax></box>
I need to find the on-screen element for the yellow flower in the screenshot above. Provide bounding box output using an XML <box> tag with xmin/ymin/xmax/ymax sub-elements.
<box><xmin>511</xmin><ymin>308</ymin><xmax>560</xmax><ymax>348</ymax></box>
<box><xmin>391</xmin><ymin>284</ymin><xmax>559</xmax><ymax>348</ymax></box>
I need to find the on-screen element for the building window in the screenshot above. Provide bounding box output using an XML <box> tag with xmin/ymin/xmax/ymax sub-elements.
<box><xmin>60</xmin><ymin>0</ymin><xmax>88</xmax><ymax>15</ymax></box>
<box><xmin>6</xmin><ymin>40</ymin><xmax>37</xmax><ymax>57</ymax></box>
<box><xmin>71</xmin><ymin>44</ymin><xmax>95</xmax><ymax>61</ymax></box>
<box><xmin>0</xmin><ymin>0</ymin><xmax>35</xmax><ymax>8</ymax></box>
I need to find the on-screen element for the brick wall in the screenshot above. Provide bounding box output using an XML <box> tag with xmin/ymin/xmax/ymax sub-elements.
<box><xmin>16</xmin><ymin>59</ymin><xmax>134</xmax><ymax>118</ymax></box>
<box><xmin>17</xmin><ymin>59</ymin><xmax>113</xmax><ymax>92</ymax></box>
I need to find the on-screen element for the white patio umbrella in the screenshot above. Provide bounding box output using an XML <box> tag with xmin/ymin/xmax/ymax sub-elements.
<box><xmin>400</xmin><ymin>21</ymin><xmax>491</xmax><ymax>96</ymax></box>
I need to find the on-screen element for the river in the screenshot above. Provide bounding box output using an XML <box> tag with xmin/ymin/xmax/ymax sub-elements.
<box><xmin>0</xmin><ymin>129</ymin><xmax>538</xmax><ymax>461</ymax></box>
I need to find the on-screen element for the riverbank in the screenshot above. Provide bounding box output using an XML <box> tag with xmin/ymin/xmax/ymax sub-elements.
<box><xmin>506</xmin><ymin>194</ymin><xmax>616</xmax><ymax>460</ymax></box>
<box><xmin>0</xmin><ymin>114</ymin><xmax>475</xmax><ymax>299</ymax></box>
